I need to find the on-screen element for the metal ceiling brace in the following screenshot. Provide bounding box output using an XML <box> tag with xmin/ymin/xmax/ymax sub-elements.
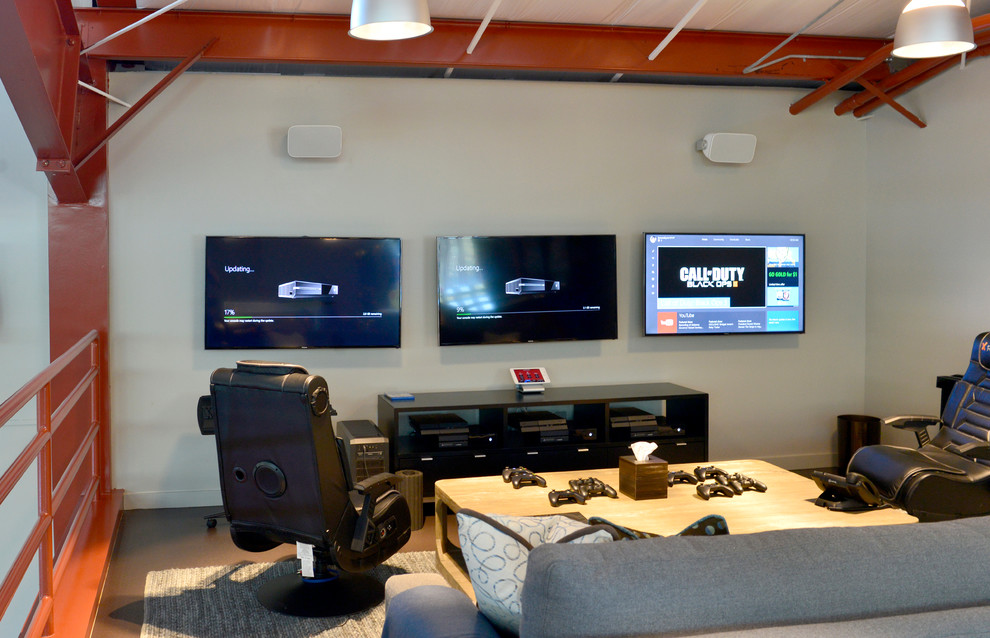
<box><xmin>853</xmin><ymin>43</ymin><xmax>990</xmax><ymax>118</ymax></box>
<box><xmin>647</xmin><ymin>0</ymin><xmax>708</xmax><ymax>61</ymax></box>
<box><xmin>74</xmin><ymin>38</ymin><xmax>217</xmax><ymax>169</ymax></box>
<box><xmin>466</xmin><ymin>0</ymin><xmax>502</xmax><ymax>55</ymax></box>
<box><xmin>856</xmin><ymin>78</ymin><xmax>926</xmax><ymax>128</ymax></box>
<box><xmin>788</xmin><ymin>44</ymin><xmax>892</xmax><ymax>115</ymax></box>
<box><xmin>836</xmin><ymin>22</ymin><xmax>990</xmax><ymax>118</ymax></box>
<box><xmin>743</xmin><ymin>0</ymin><xmax>846</xmax><ymax>74</ymax></box>
<box><xmin>78</xmin><ymin>81</ymin><xmax>133</xmax><ymax>108</ymax></box>
<box><xmin>792</xmin><ymin>13</ymin><xmax>990</xmax><ymax>119</ymax></box>
<box><xmin>81</xmin><ymin>0</ymin><xmax>192</xmax><ymax>55</ymax></box>
<box><xmin>1</xmin><ymin>0</ymin><xmax>89</xmax><ymax>202</ymax></box>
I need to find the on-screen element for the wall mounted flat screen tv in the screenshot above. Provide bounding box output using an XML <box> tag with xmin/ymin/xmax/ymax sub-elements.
<box><xmin>205</xmin><ymin>236</ymin><xmax>401</xmax><ymax>349</ymax></box>
<box><xmin>437</xmin><ymin>235</ymin><xmax>618</xmax><ymax>346</ymax></box>
<box><xmin>644</xmin><ymin>232</ymin><xmax>805</xmax><ymax>336</ymax></box>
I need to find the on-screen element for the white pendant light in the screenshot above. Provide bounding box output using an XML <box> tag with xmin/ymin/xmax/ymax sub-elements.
<box><xmin>349</xmin><ymin>0</ymin><xmax>434</xmax><ymax>41</ymax></box>
<box><xmin>893</xmin><ymin>0</ymin><xmax>976</xmax><ymax>58</ymax></box>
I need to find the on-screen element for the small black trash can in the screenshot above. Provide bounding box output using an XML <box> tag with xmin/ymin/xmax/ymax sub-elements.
<box><xmin>837</xmin><ymin>414</ymin><xmax>881</xmax><ymax>469</ymax></box>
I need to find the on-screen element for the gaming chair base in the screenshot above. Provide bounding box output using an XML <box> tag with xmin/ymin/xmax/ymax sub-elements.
<box><xmin>257</xmin><ymin>569</ymin><xmax>384</xmax><ymax>617</ymax></box>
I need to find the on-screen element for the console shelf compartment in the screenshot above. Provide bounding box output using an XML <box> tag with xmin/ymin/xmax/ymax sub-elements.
<box><xmin>378</xmin><ymin>382</ymin><xmax>708</xmax><ymax>496</ymax></box>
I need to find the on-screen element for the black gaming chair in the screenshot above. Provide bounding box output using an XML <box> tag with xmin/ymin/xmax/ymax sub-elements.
<box><xmin>197</xmin><ymin>360</ymin><xmax>411</xmax><ymax>616</ymax></box>
<box><xmin>814</xmin><ymin>332</ymin><xmax>990</xmax><ymax>522</ymax></box>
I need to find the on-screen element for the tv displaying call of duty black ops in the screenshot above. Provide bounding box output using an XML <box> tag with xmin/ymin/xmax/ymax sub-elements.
<box><xmin>644</xmin><ymin>232</ymin><xmax>805</xmax><ymax>336</ymax></box>
<box><xmin>204</xmin><ymin>236</ymin><xmax>401</xmax><ymax>349</ymax></box>
<box><xmin>437</xmin><ymin>235</ymin><xmax>618</xmax><ymax>346</ymax></box>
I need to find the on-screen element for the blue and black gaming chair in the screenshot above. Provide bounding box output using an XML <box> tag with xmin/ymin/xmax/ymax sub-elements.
<box><xmin>197</xmin><ymin>361</ymin><xmax>411</xmax><ymax>616</ymax></box>
<box><xmin>815</xmin><ymin>332</ymin><xmax>990</xmax><ymax>522</ymax></box>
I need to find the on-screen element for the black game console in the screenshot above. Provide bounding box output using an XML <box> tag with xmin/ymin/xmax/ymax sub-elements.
<box><xmin>409</xmin><ymin>413</ymin><xmax>469</xmax><ymax>436</ymax></box>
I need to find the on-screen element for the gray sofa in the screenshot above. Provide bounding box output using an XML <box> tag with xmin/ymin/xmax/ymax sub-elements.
<box><xmin>382</xmin><ymin>515</ymin><xmax>990</xmax><ymax>637</ymax></box>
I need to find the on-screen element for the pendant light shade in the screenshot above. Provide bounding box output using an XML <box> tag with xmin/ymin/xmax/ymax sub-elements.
<box><xmin>349</xmin><ymin>0</ymin><xmax>433</xmax><ymax>41</ymax></box>
<box><xmin>893</xmin><ymin>0</ymin><xmax>976</xmax><ymax>58</ymax></box>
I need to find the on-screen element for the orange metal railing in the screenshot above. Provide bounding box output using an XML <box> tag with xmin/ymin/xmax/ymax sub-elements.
<box><xmin>0</xmin><ymin>330</ymin><xmax>107</xmax><ymax>638</ymax></box>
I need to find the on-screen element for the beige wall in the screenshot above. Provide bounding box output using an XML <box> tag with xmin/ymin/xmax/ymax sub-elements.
<box><xmin>864</xmin><ymin>59</ymin><xmax>990</xmax><ymax>442</ymax></box>
<box><xmin>105</xmin><ymin>73</ymin><xmax>871</xmax><ymax>508</ymax></box>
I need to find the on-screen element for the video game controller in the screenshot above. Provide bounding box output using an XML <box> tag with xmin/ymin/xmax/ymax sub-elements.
<box><xmin>502</xmin><ymin>466</ymin><xmax>528</xmax><ymax>482</ymax></box>
<box><xmin>548</xmin><ymin>489</ymin><xmax>587</xmax><ymax>507</ymax></box>
<box><xmin>668</xmin><ymin>470</ymin><xmax>699</xmax><ymax>486</ymax></box>
<box><xmin>511</xmin><ymin>471</ymin><xmax>547</xmax><ymax>489</ymax></box>
<box><xmin>693</xmin><ymin>465</ymin><xmax>729</xmax><ymax>483</ymax></box>
<box><xmin>724</xmin><ymin>473</ymin><xmax>768</xmax><ymax>494</ymax></box>
<box><xmin>568</xmin><ymin>477</ymin><xmax>618</xmax><ymax>499</ymax></box>
<box><xmin>697</xmin><ymin>483</ymin><xmax>735</xmax><ymax>500</ymax></box>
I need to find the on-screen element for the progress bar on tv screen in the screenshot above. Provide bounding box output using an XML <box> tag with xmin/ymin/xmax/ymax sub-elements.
<box><xmin>224</xmin><ymin>314</ymin><xmax>382</xmax><ymax>320</ymax></box>
<box><xmin>456</xmin><ymin>308</ymin><xmax>600</xmax><ymax>317</ymax></box>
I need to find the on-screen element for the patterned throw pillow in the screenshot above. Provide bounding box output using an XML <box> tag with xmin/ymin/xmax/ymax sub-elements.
<box><xmin>456</xmin><ymin>510</ymin><xmax>616</xmax><ymax>635</ymax></box>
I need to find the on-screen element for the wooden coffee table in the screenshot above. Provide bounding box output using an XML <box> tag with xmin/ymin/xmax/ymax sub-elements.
<box><xmin>433</xmin><ymin>459</ymin><xmax>917</xmax><ymax>598</ymax></box>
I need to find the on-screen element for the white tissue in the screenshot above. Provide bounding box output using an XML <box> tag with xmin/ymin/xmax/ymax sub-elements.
<box><xmin>630</xmin><ymin>441</ymin><xmax>658</xmax><ymax>462</ymax></box>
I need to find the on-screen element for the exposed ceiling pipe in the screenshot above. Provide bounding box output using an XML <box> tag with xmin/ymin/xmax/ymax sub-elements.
<box><xmin>743</xmin><ymin>0</ymin><xmax>846</xmax><ymax>74</ymax></box>
<box><xmin>466</xmin><ymin>0</ymin><xmax>503</xmax><ymax>55</ymax></box>
<box><xmin>647</xmin><ymin>0</ymin><xmax>708</xmax><ymax>61</ymax></box>
<box><xmin>81</xmin><ymin>0</ymin><xmax>192</xmax><ymax>55</ymax></box>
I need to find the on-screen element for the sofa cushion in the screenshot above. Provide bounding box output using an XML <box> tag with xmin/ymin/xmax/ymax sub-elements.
<box><xmin>382</xmin><ymin>585</ymin><xmax>502</xmax><ymax>638</ymax></box>
<box><xmin>456</xmin><ymin>510</ymin><xmax>615</xmax><ymax>635</ymax></box>
<box><xmin>519</xmin><ymin>515</ymin><xmax>990</xmax><ymax>638</ymax></box>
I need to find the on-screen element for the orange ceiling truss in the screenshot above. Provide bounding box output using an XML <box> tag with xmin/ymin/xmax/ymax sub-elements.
<box><xmin>4</xmin><ymin>4</ymin><xmax>990</xmax><ymax>203</ymax></box>
<box><xmin>0</xmin><ymin>0</ymin><xmax>211</xmax><ymax>202</ymax></box>
<box><xmin>74</xmin><ymin>9</ymin><xmax>891</xmax><ymax>84</ymax></box>
<box><xmin>66</xmin><ymin>8</ymin><xmax>990</xmax><ymax>127</ymax></box>
<box><xmin>791</xmin><ymin>13</ymin><xmax>990</xmax><ymax>128</ymax></box>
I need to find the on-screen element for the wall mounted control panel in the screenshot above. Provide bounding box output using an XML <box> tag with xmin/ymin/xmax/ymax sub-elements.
<box><xmin>510</xmin><ymin>367</ymin><xmax>550</xmax><ymax>393</ymax></box>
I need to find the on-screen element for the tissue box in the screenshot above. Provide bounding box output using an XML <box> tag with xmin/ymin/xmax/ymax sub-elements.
<box><xmin>618</xmin><ymin>455</ymin><xmax>668</xmax><ymax>500</ymax></box>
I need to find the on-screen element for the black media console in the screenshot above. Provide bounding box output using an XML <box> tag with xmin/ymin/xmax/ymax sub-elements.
<box><xmin>377</xmin><ymin>383</ymin><xmax>708</xmax><ymax>496</ymax></box>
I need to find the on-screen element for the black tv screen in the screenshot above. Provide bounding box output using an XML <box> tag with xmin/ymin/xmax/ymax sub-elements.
<box><xmin>205</xmin><ymin>236</ymin><xmax>401</xmax><ymax>349</ymax></box>
<box><xmin>437</xmin><ymin>235</ymin><xmax>618</xmax><ymax>346</ymax></box>
<box><xmin>644</xmin><ymin>232</ymin><xmax>805</xmax><ymax>335</ymax></box>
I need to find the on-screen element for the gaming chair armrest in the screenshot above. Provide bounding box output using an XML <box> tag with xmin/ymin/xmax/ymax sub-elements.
<box><xmin>353</xmin><ymin>472</ymin><xmax>399</xmax><ymax>498</ymax></box>
<box><xmin>197</xmin><ymin>395</ymin><xmax>216</xmax><ymax>435</ymax></box>
<box><xmin>884</xmin><ymin>415</ymin><xmax>942</xmax><ymax>447</ymax></box>
<box><xmin>350</xmin><ymin>472</ymin><xmax>403</xmax><ymax>552</ymax></box>
<box><xmin>884</xmin><ymin>415</ymin><xmax>942</xmax><ymax>431</ymax></box>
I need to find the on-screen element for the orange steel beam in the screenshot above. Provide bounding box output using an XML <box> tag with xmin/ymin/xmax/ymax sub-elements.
<box><xmin>73</xmin><ymin>8</ymin><xmax>889</xmax><ymax>83</ymax></box>
<box><xmin>789</xmin><ymin>44</ymin><xmax>893</xmax><ymax>115</ymax></box>
<box><xmin>0</xmin><ymin>0</ymin><xmax>90</xmax><ymax>202</ymax></box>
<box><xmin>834</xmin><ymin>56</ymin><xmax>946</xmax><ymax>115</ymax></box>
<box><xmin>857</xmin><ymin>78</ymin><xmax>926</xmax><ymax>128</ymax></box>
<box><xmin>852</xmin><ymin>43</ymin><xmax>990</xmax><ymax>118</ymax></box>
<box><xmin>839</xmin><ymin>26</ymin><xmax>990</xmax><ymax>117</ymax></box>
<box><xmin>74</xmin><ymin>38</ymin><xmax>217</xmax><ymax>169</ymax></box>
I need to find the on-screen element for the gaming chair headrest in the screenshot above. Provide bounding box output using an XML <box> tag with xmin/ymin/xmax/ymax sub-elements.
<box><xmin>235</xmin><ymin>360</ymin><xmax>309</xmax><ymax>376</ymax></box>
<box><xmin>972</xmin><ymin>332</ymin><xmax>990</xmax><ymax>371</ymax></box>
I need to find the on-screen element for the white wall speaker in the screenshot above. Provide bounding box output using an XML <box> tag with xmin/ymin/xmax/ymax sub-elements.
<box><xmin>287</xmin><ymin>125</ymin><xmax>342</xmax><ymax>159</ymax></box>
<box><xmin>696</xmin><ymin>132</ymin><xmax>757</xmax><ymax>164</ymax></box>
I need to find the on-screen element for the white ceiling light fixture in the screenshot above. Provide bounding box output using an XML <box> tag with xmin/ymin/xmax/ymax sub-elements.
<box><xmin>893</xmin><ymin>0</ymin><xmax>976</xmax><ymax>58</ymax></box>
<box><xmin>349</xmin><ymin>0</ymin><xmax>434</xmax><ymax>41</ymax></box>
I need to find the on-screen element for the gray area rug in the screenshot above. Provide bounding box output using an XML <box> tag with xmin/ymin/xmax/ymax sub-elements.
<box><xmin>141</xmin><ymin>551</ymin><xmax>438</xmax><ymax>638</ymax></box>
